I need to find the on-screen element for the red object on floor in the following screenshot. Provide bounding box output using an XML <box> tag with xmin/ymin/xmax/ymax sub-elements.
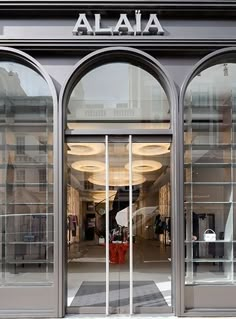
<box><xmin>109</xmin><ymin>243</ymin><xmax>129</xmax><ymax>264</ymax></box>
<box><xmin>109</xmin><ymin>243</ymin><xmax>118</xmax><ymax>263</ymax></box>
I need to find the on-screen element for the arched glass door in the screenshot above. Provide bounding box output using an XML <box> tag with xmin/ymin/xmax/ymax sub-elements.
<box><xmin>61</xmin><ymin>48</ymin><xmax>177</xmax><ymax>315</ymax></box>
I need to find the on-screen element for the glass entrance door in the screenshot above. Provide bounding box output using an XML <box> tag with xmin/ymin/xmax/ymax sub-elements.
<box><xmin>66</xmin><ymin>136</ymin><xmax>172</xmax><ymax>315</ymax></box>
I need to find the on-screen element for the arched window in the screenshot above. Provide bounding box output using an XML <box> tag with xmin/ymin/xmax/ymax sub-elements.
<box><xmin>0</xmin><ymin>54</ymin><xmax>55</xmax><ymax>287</ymax></box>
<box><xmin>66</xmin><ymin>61</ymin><xmax>171</xmax><ymax>130</ymax></box>
<box><xmin>183</xmin><ymin>54</ymin><xmax>236</xmax><ymax>289</ymax></box>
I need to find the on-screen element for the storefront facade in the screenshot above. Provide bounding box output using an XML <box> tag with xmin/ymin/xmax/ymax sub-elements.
<box><xmin>0</xmin><ymin>1</ymin><xmax>236</xmax><ymax>317</ymax></box>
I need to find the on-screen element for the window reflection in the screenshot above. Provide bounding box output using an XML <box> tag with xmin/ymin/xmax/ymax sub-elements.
<box><xmin>0</xmin><ymin>61</ymin><xmax>54</xmax><ymax>285</ymax></box>
<box><xmin>67</xmin><ymin>63</ymin><xmax>170</xmax><ymax>130</ymax></box>
<box><xmin>184</xmin><ymin>62</ymin><xmax>236</xmax><ymax>285</ymax></box>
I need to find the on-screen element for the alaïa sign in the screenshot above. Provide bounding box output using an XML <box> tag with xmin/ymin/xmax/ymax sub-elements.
<box><xmin>73</xmin><ymin>11</ymin><xmax>164</xmax><ymax>36</ymax></box>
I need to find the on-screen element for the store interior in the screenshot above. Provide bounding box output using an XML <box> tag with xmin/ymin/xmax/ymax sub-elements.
<box><xmin>66</xmin><ymin>141</ymin><xmax>172</xmax><ymax>314</ymax></box>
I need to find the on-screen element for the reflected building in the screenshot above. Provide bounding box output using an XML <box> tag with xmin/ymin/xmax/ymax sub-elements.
<box><xmin>0</xmin><ymin>63</ymin><xmax>54</xmax><ymax>284</ymax></box>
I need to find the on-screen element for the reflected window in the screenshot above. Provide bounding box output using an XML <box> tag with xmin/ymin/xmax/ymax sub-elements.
<box><xmin>16</xmin><ymin>136</ymin><xmax>25</xmax><ymax>155</ymax></box>
<box><xmin>16</xmin><ymin>169</ymin><xmax>25</xmax><ymax>184</ymax></box>
<box><xmin>67</xmin><ymin>62</ymin><xmax>170</xmax><ymax>130</ymax></box>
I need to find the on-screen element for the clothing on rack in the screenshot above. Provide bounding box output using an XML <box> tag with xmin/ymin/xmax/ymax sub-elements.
<box><xmin>154</xmin><ymin>214</ymin><xmax>167</xmax><ymax>235</ymax></box>
<box><xmin>166</xmin><ymin>217</ymin><xmax>171</xmax><ymax>238</ymax></box>
<box><xmin>67</xmin><ymin>214</ymin><xmax>78</xmax><ymax>237</ymax></box>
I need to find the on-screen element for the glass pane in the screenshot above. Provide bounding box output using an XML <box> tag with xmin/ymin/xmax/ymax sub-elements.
<box><xmin>108</xmin><ymin>141</ymin><xmax>130</xmax><ymax>314</ymax></box>
<box><xmin>0</xmin><ymin>62</ymin><xmax>54</xmax><ymax>285</ymax></box>
<box><xmin>67</xmin><ymin>63</ymin><xmax>170</xmax><ymax>130</ymax></box>
<box><xmin>132</xmin><ymin>142</ymin><xmax>172</xmax><ymax>312</ymax></box>
<box><xmin>184</xmin><ymin>62</ymin><xmax>235</xmax><ymax>286</ymax></box>
<box><xmin>66</xmin><ymin>141</ymin><xmax>106</xmax><ymax>313</ymax></box>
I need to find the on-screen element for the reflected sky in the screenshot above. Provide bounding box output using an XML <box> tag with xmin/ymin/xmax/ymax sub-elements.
<box><xmin>0</xmin><ymin>62</ymin><xmax>50</xmax><ymax>97</ymax></box>
<box><xmin>185</xmin><ymin>63</ymin><xmax>236</xmax><ymax>99</ymax></box>
<box><xmin>70</xmin><ymin>62</ymin><xmax>167</xmax><ymax>102</ymax></box>
<box><xmin>68</xmin><ymin>62</ymin><xmax>170</xmax><ymax>128</ymax></box>
<box><xmin>71</xmin><ymin>63</ymin><xmax>129</xmax><ymax>101</ymax></box>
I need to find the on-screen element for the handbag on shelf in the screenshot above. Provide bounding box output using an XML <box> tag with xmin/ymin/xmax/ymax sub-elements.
<box><xmin>203</xmin><ymin>229</ymin><xmax>216</xmax><ymax>242</ymax></box>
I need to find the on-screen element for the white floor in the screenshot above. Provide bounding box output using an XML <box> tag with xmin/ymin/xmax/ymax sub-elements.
<box><xmin>67</xmin><ymin>240</ymin><xmax>172</xmax><ymax>310</ymax></box>
<box><xmin>67</xmin><ymin>265</ymin><xmax>171</xmax><ymax>307</ymax></box>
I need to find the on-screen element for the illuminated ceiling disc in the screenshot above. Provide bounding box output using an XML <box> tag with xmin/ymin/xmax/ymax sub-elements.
<box><xmin>71</xmin><ymin>160</ymin><xmax>105</xmax><ymax>172</ymax></box>
<box><xmin>67</xmin><ymin>143</ymin><xmax>105</xmax><ymax>155</ymax></box>
<box><xmin>88</xmin><ymin>168</ymin><xmax>146</xmax><ymax>186</ymax></box>
<box><xmin>125</xmin><ymin>160</ymin><xmax>162</xmax><ymax>173</ymax></box>
<box><xmin>132</xmin><ymin>143</ymin><xmax>170</xmax><ymax>156</ymax></box>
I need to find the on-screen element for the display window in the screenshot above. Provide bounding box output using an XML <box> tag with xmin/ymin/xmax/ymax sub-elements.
<box><xmin>182</xmin><ymin>50</ymin><xmax>236</xmax><ymax>311</ymax></box>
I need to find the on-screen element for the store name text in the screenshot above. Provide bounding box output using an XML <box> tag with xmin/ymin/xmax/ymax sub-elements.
<box><xmin>73</xmin><ymin>11</ymin><xmax>164</xmax><ymax>36</ymax></box>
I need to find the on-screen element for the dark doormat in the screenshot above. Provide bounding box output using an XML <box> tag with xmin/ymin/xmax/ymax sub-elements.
<box><xmin>70</xmin><ymin>281</ymin><xmax>168</xmax><ymax>308</ymax></box>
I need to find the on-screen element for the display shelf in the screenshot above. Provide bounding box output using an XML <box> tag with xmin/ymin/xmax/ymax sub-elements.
<box><xmin>0</xmin><ymin>124</ymin><xmax>53</xmax><ymax>130</ymax></box>
<box><xmin>2</xmin><ymin>203</ymin><xmax>54</xmax><ymax>205</ymax></box>
<box><xmin>184</xmin><ymin>143</ymin><xmax>231</xmax><ymax>149</ymax></box>
<box><xmin>0</xmin><ymin>183</ymin><xmax>53</xmax><ymax>187</ymax></box>
<box><xmin>185</xmin><ymin>240</ymin><xmax>231</xmax><ymax>243</ymax></box>
<box><xmin>0</xmin><ymin>213</ymin><xmax>54</xmax><ymax>217</ymax></box>
<box><xmin>0</xmin><ymin>93</ymin><xmax>54</xmax><ymax>284</ymax></box>
<box><xmin>188</xmin><ymin>119</ymin><xmax>222</xmax><ymax>127</ymax></box>
<box><xmin>0</xmin><ymin>164</ymin><xmax>53</xmax><ymax>168</ymax></box>
<box><xmin>0</xmin><ymin>145</ymin><xmax>53</xmax><ymax>150</ymax></box>
<box><xmin>5</xmin><ymin>259</ymin><xmax>53</xmax><ymax>264</ymax></box>
<box><xmin>184</xmin><ymin>134</ymin><xmax>234</xmax><ymax>283</ymax></box>
<box><xmin>184</xmin><ymin>201</ymin><xmax>232</xmax><ymax>204</ymax></box>
<box><xmin>185</xmin><ymin>163</ymin><xmax>232</xmax><ymax>167</ymax></box>
<box><xmin>7</xmin><ymin>242</ymin><xmax>54</xmax><ymax>245</ymax></box>
<box><xmin>183</xmin><ymin>70</ymin><xmax>236</xmax><ymax>286</ymax></box>
<box><xmin>3</xmin><ymin>281</ymin><xmax>54</xmax><ymax>287</ymax></box>
<box><xmin>185</xmin><ymin>258</ymin><xmax>232</xmax><ymax>263</ymax></box>
<box><xmin>185</xmin><ymin>278</ymin><xmax>233</xmax><ymax>284</ymax></box>
<box><xmin>185</xmin><ymin>182</ymin><xmax>233</xmax><ymax>185</ymax></box>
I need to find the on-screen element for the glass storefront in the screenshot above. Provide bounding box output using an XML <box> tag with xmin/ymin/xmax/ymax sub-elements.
<box><xmin>2</xmin><ymin>43</ymin><xmax>236</xmax><ymax>317</ymax></box>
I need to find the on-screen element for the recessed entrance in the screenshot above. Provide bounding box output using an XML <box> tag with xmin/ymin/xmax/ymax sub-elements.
<box><xmin>65</xmin><ymin>136</ymin><xmax>172</xmax><ymax>315</ymax></box>
<box><xmin>60</xmin><ymin>47</ymin><xmax>177</xmax><ymax>315</ymax></box>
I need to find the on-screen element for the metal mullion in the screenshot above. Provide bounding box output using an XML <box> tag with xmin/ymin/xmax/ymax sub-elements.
<box><xmin>105</xmin><ymin>135</ymin><xmax>109</xmax><ymax>315</ymax></box>
<box><xmin>129</xmin><ymin>135</ymin><xmax>133</xmax><ymax>315</ymax></box>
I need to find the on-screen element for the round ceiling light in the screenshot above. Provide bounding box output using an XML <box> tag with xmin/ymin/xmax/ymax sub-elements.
<box><xmin>71</xmin><ymin>160</ymin><xmax>105</xmax><ymax>172</ymax></box>
<box><xmin>125</xmin><ymin>160</ymin><xmax>162</xmax><ymax>173</ymax></box>
<box><xmin>67</xmin><ymin>143</ymin><xmax>105</xmax><ymax>155</ymax></box>
<box><xmin>132</xmin><ymin>143</ymin><xmax>170</xmax><ymax>156</ymax></box>
<box><xmin>88</xmin><ymin>168</ymin><xmax>146</xmax><ymax>186</ymax></box>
